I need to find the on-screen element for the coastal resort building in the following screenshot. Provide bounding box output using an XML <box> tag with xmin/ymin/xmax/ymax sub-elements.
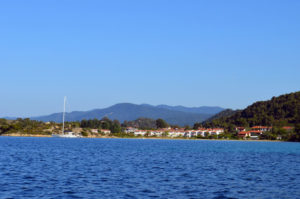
<box><xmin>238</xmin><ymin>130</ymin><xmax>262</xmax><ymax>140</ymax></box>
<box><xmin>251</xmin><ymin>126</ymin><xmax>272</xmax><ymax>132</ymax></box>
<box><xmin>235</xmin><ymin>127</ymin><xmax>246</xmax><ymax>132</ymax></box>
<box><xmin>282</xmin><ymin>126</ymin><xmax>294</xmax><ymax>132</ymax></box>
<box><xmin>101</xmin><ymin>129</ymin><xmax>111</xmax><ymax>134</ymax></box>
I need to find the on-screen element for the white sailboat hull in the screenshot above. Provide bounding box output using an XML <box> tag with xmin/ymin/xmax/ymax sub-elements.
<box><xmin>52</xmin><ymin>134</ymin><xmax>80</xmax><ymax>138</ymax></box>
<box><xmin>52</xmin><ymin>133</ymin><xmax>81</xmax><ymax>138</ymax></box>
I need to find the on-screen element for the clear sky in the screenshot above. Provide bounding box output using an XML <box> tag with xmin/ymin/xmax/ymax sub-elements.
<box><xmin>0</xmin><ymin>0</ymin><xmax>299</xmax><ymax>117</ymax></box>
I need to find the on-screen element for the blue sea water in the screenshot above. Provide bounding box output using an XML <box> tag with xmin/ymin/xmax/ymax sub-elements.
<box><xmin>0</xmin><ymin>137</ymin><xmax>299</xmax><ymax>199</ymax></box>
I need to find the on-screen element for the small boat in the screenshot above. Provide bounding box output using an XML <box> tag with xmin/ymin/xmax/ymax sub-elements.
<box><xmin>52</xmin><ymin>131</ymin><xmax>79</xmax><ymax>138</ymax></box>
<box><xmin>52</xmin><ymin>97</ymin><xmax>81</xmax><ymax>138</ymax></box>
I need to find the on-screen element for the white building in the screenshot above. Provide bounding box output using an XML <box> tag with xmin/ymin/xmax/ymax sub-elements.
<box><xmin>124</xmin><ymin>127</ymin><xmax>138</xmax><ymax>133</ymax></box>
<box><xmin>91</xmin><ymin>129</ymin><xmax>98</xmax><ymax>133</ymax></box>
<box><xmin>134</xmin><ymin>130</ymin><xmax>147</xmax><ymax>136</ymax></box>
<box><xmin>101</xmin><ymin>129</ymin><xmax>111</xmax><ymax>134</ymax></box>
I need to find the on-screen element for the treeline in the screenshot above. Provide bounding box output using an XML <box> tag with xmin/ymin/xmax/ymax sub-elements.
<box><xmin>122</xmin><ymin>118</ymin><xmax>169</xmax><ymax>129</ymax></box>
<box><xmin>0</xmin><ymin>117</ymin><xmax>172</xmax><ymax>136</ymax></box>
<box><xmin>80</xmin><ymin>117</ymin><xmax>121</xmax><ymax>133</ymax></box>
<box><xmin>80</xmin><ymin>117</ymin><xmax>170</xmax><ymax>131</ymax></box>
<box><xmin>0</xmin><ymin>118</ymin><xmax>53</xmax><ymax>135</ymax></box>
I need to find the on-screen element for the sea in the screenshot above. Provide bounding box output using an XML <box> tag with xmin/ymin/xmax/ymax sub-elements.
<box><xmin>0</xmin><ymin>137</ymin><xmax>299</xmax><ymax>199</ymax></box>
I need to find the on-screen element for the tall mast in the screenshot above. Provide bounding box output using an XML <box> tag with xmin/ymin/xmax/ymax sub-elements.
<box><xmin>62</xmin><ymin>96</ymin><xmax>66</xmax><ymax>134</ymax></box>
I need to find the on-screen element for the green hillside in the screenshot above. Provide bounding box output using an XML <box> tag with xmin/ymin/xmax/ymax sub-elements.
<box><xmin>203</xmin><ymin>91</ymin><xmax>300</xmax><ymax>141</ymax></box>
<box><xmin>205</xmin><ymin>91</ymin><xmax>300</xmax><ymax>127</ymax></box>
<box><xmin>204</xmin><ymin>109</ymin><xmax>238</xmax><ymax>123</ymax></box>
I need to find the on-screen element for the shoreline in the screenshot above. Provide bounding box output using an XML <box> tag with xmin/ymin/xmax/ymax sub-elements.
<box><xmin>0</xmin><ymin>133</ymin><xmax>284</xmax><ymax>142</ymax></box>
<box><xmin>1</xmin><ymin>133</ymin><xmax>52</xmax><ymax>137</ymax></box>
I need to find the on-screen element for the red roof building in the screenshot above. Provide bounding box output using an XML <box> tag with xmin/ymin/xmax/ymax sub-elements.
<box><xmin>251</xmin><ymin>126</ymin><xmax>272</xmax><ymax>132</ymax></box>
<box><xmin>282</xmin><ymin>126</ymin><xmax>294</xmax><ymax>131</ymax></box>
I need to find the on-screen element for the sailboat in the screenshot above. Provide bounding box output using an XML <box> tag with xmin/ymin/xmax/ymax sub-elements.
<box><xmin>52</xmin><ymin>97</ymin><xmax>80</xmax><ymax>138</ymax></box>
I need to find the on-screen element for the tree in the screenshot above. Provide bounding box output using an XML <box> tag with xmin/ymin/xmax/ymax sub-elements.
<box><xmin>81</xmin><ymin>131</ymin><xmax>88</xmax><ymax>137</ymax></box>
<box><xmin>80</xmin><ymin>120</ymin><xmax>88</xmax><ymax>128</ymax></box>
<box><xmin>101</xmin><ymin>117</ymin><xmax>111</xmax><ymax>123</ymax></box>
<box><xmin>101</xmin><ymin>121</ymin><xmax>110</xmax><ymax>130</ymax></box>
<box><xmin>110</xmin><ymin>120</ymin><xmax>121</xmax><ymax>133</ymax></box>
<box><xmin>184</xmin><ymin>125</ymin><xmax>191</xmax><ymax>130</ymax></box>
<box><xmin>156</xmin><ymin>118</ymin><xmax>169</xmax><ymax>129</ymax></box>
<box><xmin>289</xmin><ymin>123</ymin><xmax>300</xmax><ymax>141</ymax></box>
<box><xmin>193</xmin><ymin>122</ymin><xmax>202</xmax><ymax>130</ymax></box>
<box><xmin>171</xmin><ymin>124</ymin><xmax>180</xmax><ymax>129</ymax></box>
<box><xmin>227</xmin><ymin>124</ymin><xmax>236</xmax><ymax>133</ymax></box>
<box><xmin>0</xmin><ymin>124</ymin><xmax>10</xmax><ymax>134</ymax></box>
<box><xmin>295</xmin><ymin>123</ymin><xmax>300</xmax><ymax>133</ymax></box>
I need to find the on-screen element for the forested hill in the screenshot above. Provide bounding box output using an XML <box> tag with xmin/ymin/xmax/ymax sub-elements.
<box><xmin>204</xmin><ymin>109</ymin><xmax>238</xmax><ymax>123</ymax></box>
<box><xmin>204</xmin><ymin>91</ymin><xmax>300</xmax><ymax>127</ymax></box>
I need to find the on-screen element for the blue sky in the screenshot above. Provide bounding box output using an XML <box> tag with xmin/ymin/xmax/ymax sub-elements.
<box><xmin>0</xmin><ymin>0</ymin><xmax>299</xmax><ymax>117</ymax></box>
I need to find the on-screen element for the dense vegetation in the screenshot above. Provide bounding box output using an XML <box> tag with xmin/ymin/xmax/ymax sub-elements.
<box><xmin>80</xmin><ymin>117</ymin><xmax>121</xmax><ymax>133</ymax></box>
<box><xmin>204</xmin><ymin>109</ymin><xmax>237</xmax><ymax>123</ymax></box>
<box><xmin>0</xmin><ymin>118</ymin><xmax>54</xmax><ymax>135</ymax></box>
<box><xmin>121</xmin><ymin>117</ymin><xmax>170</xmax><ymax>129</ymax></box>
<box><xmin>203</xmin><ymin>91</ymin><xmax>300</xmax><ymax>141</ymax></box>
<box><xmin>204</xmin><ymin>92</ymin><xmax>300</xmax><ymax>127</ymax></box>
<box><xmin>0</xmin><ymin>117</ymin><xmax>171</xmax><ymax>136</ymax></box>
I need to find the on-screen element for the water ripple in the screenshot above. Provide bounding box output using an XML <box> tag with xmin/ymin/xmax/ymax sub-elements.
<box><xmin>0</xmin><ymin>137</ymin><xmax>300</xmax><ymax>198</ymax></box>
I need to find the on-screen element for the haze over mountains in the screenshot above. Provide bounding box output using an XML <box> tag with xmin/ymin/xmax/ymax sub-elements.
<box><xmin>30</xmin><ymin>103</ymin><xmax>224</xmax><ymax>126</ymax></box>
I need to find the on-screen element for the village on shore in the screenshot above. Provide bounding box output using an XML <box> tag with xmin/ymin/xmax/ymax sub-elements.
<box><xmin>57</xmin><ymin>125</ymin><xmax>294</xmax><ymax>140</ymax></box>
<box><xmin>0</xmin><ymin>118</ymin><xmax>296</xmax><ymax>141</ymax></box>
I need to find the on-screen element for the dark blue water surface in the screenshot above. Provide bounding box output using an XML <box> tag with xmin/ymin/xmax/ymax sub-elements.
<box><xmin>0</xmin><ymin>137</ymin><xmax>300</xmax><ymax>199</ymax></box>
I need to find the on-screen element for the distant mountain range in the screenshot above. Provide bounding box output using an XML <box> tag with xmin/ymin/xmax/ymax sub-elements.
<box><xmin>29</xmin><ymin>103</ymin><xmax>224</xmax><ymax>126</ymax></box>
